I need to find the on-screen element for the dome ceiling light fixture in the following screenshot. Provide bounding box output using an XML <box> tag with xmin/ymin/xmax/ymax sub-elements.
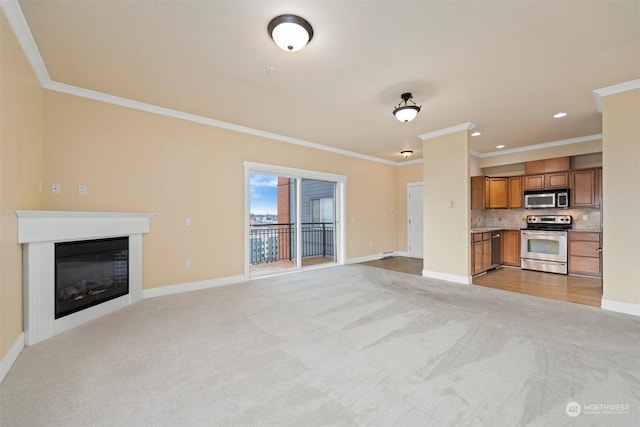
<box><xmin>401</xmin><ymin>150</ymin><xmax>414</xmax><ymax>158</ymax></box>
<box><xmin>268</xmin><ymin>14</ymin><xmax>314</xmax><ymax>52</ymax></box>
<box><xmin>393</xmin><ymin>92</ymin><xmax>421</xmax><ymax>123</ymax></box>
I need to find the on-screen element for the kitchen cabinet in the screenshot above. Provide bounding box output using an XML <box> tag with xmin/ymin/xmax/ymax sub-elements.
<box><xmin>471</xmin><ymin>232</ymin><xmax>492</xmax><ymax>275</ymax></box>
<box><xmin>524</xmin><ymin>157</ymin><xmax>570</xmax><ymax>174</ymax></box>
<box><xmin>471</xmin><ymin>176</ymin><xmax>485</xmax><ymax>210</ymax></box>
<box><xmin>568</xmin><ymin>231</ymin><xmax>602</xmax><ymax>277</ymax></box>
<box><xmin>571</xmin><ymin>168</ymin><xmax>602</xmax><ymax>208</ymax></box>
<box><xmin>487</xmin><ymin>177</ymin><xmax>508</xmax><ymax>209</ymax></box>
<box><xmin>508</xmin><ymin>176</ymin><xmax>523</xmax><ymax>208</ymax></box>
<box><xmin>471</xmin><ymin>176</ymin><xmax>522</xmax><ymax>209</ymax></box>
<box><xmin>501</xmin><ymin>230</ymin><xmax>521</xmax><ymax>266</ymax></box>
<box><xmin>524</xmin><ymin>172</ymin><xmax>569</xmax><ymax>190</ymax></box>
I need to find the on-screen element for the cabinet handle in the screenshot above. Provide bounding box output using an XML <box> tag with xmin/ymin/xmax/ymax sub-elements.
<box><xmin>596</xmin><ymin>248</ymin><xmax>602</xmax><ymax>252</ymax></box>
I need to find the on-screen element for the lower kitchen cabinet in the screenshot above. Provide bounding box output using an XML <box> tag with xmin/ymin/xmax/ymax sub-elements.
<box><xmin>501</xmin><ymin>230</ymin><xmax>521</xmax><ymax>266</ymax></box>
<box><xmin>568</xmin><ymin>231</ymin><xmax>602</xmax><ymax>277</ymax></box>
<box><xmin>471</xmin><ymin>232</ymin><xmax>492</xmax><ymax>275</ymax></box>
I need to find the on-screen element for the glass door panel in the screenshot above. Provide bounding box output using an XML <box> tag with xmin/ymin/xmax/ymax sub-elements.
<box><xmin>249</xmin><ymin>174</ymin><xmax>298</xmax><ymax>274</ymax></box>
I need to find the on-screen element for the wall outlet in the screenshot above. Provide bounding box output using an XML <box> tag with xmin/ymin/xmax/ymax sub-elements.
<box><xmin>78</xmin><ymin>185</ymin><xmax>87</xmax><ymax>196</ymax></box>
<box><xmin>51</xmin><ymin>184</ymin><xmax>61</xmax><ymax>194</ymax></box>
<box><xmin>185</xmin><ymin>259</ymin><xmax>191</xmax><ymax>268</ymax></box>
<box><xmin>185</xmin><ymin>217</ymin><xmax>192</xmax><ymax>226</ymax></box>
<box><xmin>583</xmin><ymin>214</ymin><xmax>589</xmax><ymax>221</ymax></box>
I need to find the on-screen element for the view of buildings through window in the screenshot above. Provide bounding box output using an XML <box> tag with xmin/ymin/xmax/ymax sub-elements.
<box><xmin>249</xmin><ymin>173</ymin><xmax>336</xmax><ymax>269</ymax></box>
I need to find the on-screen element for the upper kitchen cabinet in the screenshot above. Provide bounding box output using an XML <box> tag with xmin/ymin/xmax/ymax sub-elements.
<box><xmin>471</xmin><ymin>176</ymin><xmax>522</xmax><ymax>209</ymax></box>
<box><xmin>488</xmin><ymin>177</ymin><xmax>508</xmax><ymax>209</ymax></box>
<box><xmin>571</xmin><ymin>168</ymin><xmax>602</xmax><ymax>208</ymax></box>
<box><xmin>523</xmin><ymin>156</ymin><xmax>570</xmax><ymax>190</ymax></box>
<box><xmin>524</xmin><ymin>157</ymin><xmax>570</xmax><ymax>174</ymax></box>
<box><xmin>524</xmin><ymin>172</ymin><xmax>569</xmax><ymax>190</ymax></box>
<box><xmin>508</xmin><ymin>176</ymin><xmax>523</xmax><ymax>208</ymax></box>
<box><xmin>471</xmin><ymin>176</ymin><xmax>486</xmax><ymax>210</ymax></box>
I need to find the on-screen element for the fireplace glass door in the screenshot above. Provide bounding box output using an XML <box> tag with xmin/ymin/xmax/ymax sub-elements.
<box><xmin>55</xmin><ymin>237</ymin><xmax>129</xmax><ymax>318</ymax></box>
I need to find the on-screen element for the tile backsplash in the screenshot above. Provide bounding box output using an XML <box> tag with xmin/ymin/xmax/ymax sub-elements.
<box><xmin>471</xmin><ymin>208</ymin><xmax>601</xmax><ymax>230</ymax></box>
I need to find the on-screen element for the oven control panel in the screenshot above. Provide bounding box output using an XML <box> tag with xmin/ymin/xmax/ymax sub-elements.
<box><xmin>526</xmin><ymin>215</ymin><xmax>572</xmax><ymax>225</ymax></box>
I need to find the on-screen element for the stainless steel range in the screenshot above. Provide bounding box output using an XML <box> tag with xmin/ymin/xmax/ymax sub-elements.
<box><xmin>521</xmin><ymin>215</ymin><xmax>572</xmax><ymax>274</ymax></box>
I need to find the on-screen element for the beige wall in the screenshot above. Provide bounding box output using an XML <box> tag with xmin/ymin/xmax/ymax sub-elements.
<box><xmin>395</xmin><ymin>162</ymin><xmax>423</xmax><ymax>252</ymax></box>
<box><xmin>0</xmin><ymin>11</ymin><xmax>44</xmax><ymax>358</ymax></box>
<box><xmin>601</xmin><ymin>88</ymin><xmax>640</xmax><ymax>306</ymax></box>
<box><xmin>42</xmin><ymin>91</ymin><xmax>399</xmax><ymax>289</ymax></box>
<box><xmin>423</xmin><ymin>130</ymin><xmax>470</xmax><ymax>279</ymax></box>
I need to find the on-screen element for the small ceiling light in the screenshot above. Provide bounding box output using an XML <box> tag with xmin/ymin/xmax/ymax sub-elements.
<box><xmin>393</xmin><ymin>93</ymin><xmax>421</xmax><ymax>122</ymax></box>
<box><xmin>471</xmin><ymin>132</ymin><xmax>482</xmax><ymax>137</ymax></box>
<box><xmin>268</xmin><ymin>14</ymin><xmax>313</xmax><ymax>52</ymax></box>
<box><xmin>401</xmin><ymin>150</ymin><xmax>414</xmax><ymax>158</ymax></box>
<box><xmin>496</xmin><ymin>145</ymin><xmax>505</xmax><ymax>149</ymax></box>
<box><xmin>553</xmin><ymin>112</ymin><xmax>568</xmax><ymax>118</ymax></box>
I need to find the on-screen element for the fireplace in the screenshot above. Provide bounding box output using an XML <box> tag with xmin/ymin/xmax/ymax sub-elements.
<box><xmin>17</xmin><ymin>210</ymin><xmax>154</xmax><ymax>345</ymax></box>
<box><xmin>55</xmin><ymin>237</ymin><xmax>129</xmax><ymax>319</ymax></box>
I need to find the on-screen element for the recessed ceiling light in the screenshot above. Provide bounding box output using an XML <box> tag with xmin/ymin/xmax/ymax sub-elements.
<box><xmin>553</xmin><ymin>112</ymin><xmax>568</xmax><ymax>118</ymax></box>
<box><xmin>496</xmin><ymin>145</ymin><xmax>505</xmax><ymax>149</ymax></box>
<box><xmin>471</xmin><ymin>132</ymin><xmax>481</xmax><ymax>137</ymax></box>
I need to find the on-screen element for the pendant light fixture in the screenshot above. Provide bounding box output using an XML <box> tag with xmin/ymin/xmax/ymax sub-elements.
<box><xmin>393</xmin><ymin>92</ymin><xmax>421</xmax><ymax>122</ymax></box>
<box><xmin>268</xmin><ymin>14</ymin><xmax>314</xmax><ymax>52</ymax></box>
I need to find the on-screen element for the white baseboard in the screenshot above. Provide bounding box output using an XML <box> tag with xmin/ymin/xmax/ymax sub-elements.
<box><xmin>422</xmin><ymin>270</ymin><xmax>471</xmax><ymax>285</ymax></box>
<box><xmin>143</xmin><ymin>274</ymin><xmax>247</xmax><ymax>299</ymax></box>
<box><xmin>0</xmin><ymin>333</ymin><xmax>24</xmax><ymax>384</ymax></box>
<box><xmin>601</xmin><ymin>299</ymin><xmax>640</xmax><ymax>317</ymax></box>
<box><xmin>346</xmin><ymin>254</ymin><xmax>384</xmax><ymax>264</ymax></box>
<box><xmin>395</xmin><ymin>251</ymin><xmax>423</xmax><ymax>259</ymax></box>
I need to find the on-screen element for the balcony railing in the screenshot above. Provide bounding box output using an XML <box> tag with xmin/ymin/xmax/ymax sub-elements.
<box><xmin>250</xmin><ymin>222</ymin><xmax>334</xmax><ymax>265</ymax></box>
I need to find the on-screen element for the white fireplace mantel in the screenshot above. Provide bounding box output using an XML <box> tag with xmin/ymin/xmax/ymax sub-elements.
<box><xmin>16</xmin><ymin>210</ymin><xmax>155</xmax><ymax>244</ymax></box>
<box><xmin>16</xmin><ymin>210</ymin><xmax>155</xmax><ymax>345</ymax></box>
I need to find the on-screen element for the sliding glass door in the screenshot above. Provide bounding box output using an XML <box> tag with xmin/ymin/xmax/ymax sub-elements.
<box><xmin>245</xmin><ymin>163</ymin><xmax>344</xmax><ymax>277</ymax></box>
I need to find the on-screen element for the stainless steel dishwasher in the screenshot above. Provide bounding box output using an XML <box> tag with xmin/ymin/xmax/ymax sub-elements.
<box><xmin>491</xmin><ymin>231</ymin><xmax>501</xmax><ymax>268</ymax></box>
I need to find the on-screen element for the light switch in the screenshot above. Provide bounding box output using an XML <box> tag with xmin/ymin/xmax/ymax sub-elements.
<box><xmin>185</xmin><ymin>217</ymin><xmax>192</xmax><ymax>226</ymax></box>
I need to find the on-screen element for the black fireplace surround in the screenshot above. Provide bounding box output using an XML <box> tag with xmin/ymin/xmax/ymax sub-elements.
<box><xmin>55</xmin><ymin>237</ymin><xmax>129</xmax><ymax>319</ymax></box>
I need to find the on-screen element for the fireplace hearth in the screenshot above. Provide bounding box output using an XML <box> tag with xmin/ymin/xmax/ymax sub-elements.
<box><xmin>55</xmin><ymin>237</ymin><xmax>129</xmax><ymax>319</ymax></box>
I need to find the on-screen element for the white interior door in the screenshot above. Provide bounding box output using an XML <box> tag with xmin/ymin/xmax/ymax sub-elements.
<box><xmin>407</xmin><ymin>183</ymin><xmax>424</xmax><ymax>258</ymax></box>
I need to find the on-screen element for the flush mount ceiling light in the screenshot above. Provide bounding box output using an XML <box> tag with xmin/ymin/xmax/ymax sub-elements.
<box><xmin>553</xmin><ymin>112</ymin><xmax>568</xmax><ymax>118</ymax></box>
<box><xmin>401</xmin><ymin>150</ymin><xmax>414</xmax><ymax>158</ymax></box>
<box><xmin>471</xmin><ymin>132</ymin><xmax>482</xmax><ymax>137</ymax></box>
<box><xmin>393</xmin><ymin>93</ymin><xmax>421</xmax><ymax>123</ymax></box>
<box><xmin>496</xmin><ymin>145</ymin><xmax>505</xmax><ymax>149</ymax></box>
<box><xmin>268</xmin><ymin>14</ymin><xmax>314</xmax><ymax>52</ymax></box>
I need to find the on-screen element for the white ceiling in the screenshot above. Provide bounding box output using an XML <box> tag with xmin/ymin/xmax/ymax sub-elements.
<box><xmin>16</xmin><ymin>0</ymin><xmax>640</xmax><ymax>162</ymax></box>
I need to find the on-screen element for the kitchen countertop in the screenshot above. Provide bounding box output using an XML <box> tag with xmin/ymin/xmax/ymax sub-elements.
<box><xmin>470</xmin><ymin>227</ymin><xmax>521</xmax><ymax>233</ymax></box>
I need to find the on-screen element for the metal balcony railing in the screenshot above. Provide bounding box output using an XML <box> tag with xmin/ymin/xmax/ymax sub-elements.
<box><xmin>250</xmin><ymin>222</ymin><xmax>334</xmax><ymax>265</ymax></box>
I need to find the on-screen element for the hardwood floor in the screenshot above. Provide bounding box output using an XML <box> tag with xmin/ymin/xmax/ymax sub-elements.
<box><xmin>359</xmin><ymin>257</ymin><xmax>603</xmax><ymax>308</ymax></box>
<box><xmin>359</xmin><ymin>256</ymin><xmax>423</xmax><ymax>276</ymax></box>
<box><xmin>473</xmin><ymin>267</ymin><xmax>602</xmax><ymax>307</ymax></box>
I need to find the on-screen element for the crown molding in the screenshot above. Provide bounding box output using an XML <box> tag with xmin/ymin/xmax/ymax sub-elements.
<box><xmin>470</xmin><ymin>134</ymin><xmax>602</xmax><ymax>158</ymax></box>
<box><xmin>47</xmin><ymin>82</ymin><xmax>400</xmax><ymax>166</ymax></box>
<box><xmin>593</xmin><ymin>79</ymin><xmax>640</xmax><ymax>112</ymax></box>
<box><xmin>0</xmin><ymin>0</ymin><xmax>50</xmax><ymax>86</ymax></box>
<box><xmin>418</xmin><ymin>122</ymin><xmax>476</xmax><ymax>141</ymax></box>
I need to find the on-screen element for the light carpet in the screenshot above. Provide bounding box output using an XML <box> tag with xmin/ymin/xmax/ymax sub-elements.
<box><xmin>1</xmin><ymin>265</ymin><xmax>638</xmax><ymax>426</ymax></box>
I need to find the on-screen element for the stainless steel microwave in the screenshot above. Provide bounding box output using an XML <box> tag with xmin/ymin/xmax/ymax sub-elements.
<box><xmin>524</xmin><ymin>190</ymin><xmax>569</xmax><ymax>209</ymax></box>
